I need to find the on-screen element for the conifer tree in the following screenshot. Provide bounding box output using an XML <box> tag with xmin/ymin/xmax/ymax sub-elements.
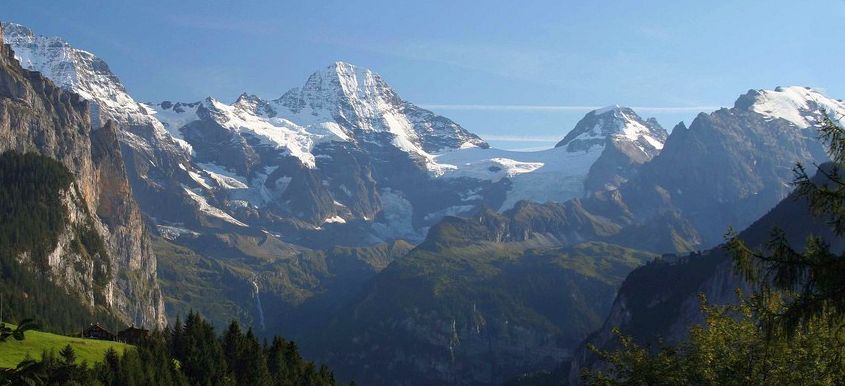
<box><xmin>59</xmin><ymin>344</ymin><xmax>76</xmax><ymax>365</ymax></box>
<box><xmin>238</xmin><ymin>328</ymin><xmax>272</xmax><ymax>386</ymax></box>
<box><xmin>267</xmin><ymin>336</ymin><xmax>290</xmax><ymax>383</ymax></box>
<box><xmin>727</xmin><ymin>113</ymin><xmax>845</xmax><ymax>335</ymax></box>
<box><xmin>221</xmin><ymin>320</ymin><xmax>242</xmax><ymax>378</ymax></box>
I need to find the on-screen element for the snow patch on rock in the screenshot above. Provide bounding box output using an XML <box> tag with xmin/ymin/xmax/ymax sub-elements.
<box><xmin>182</xmin><ymin>187</ymin><xmax>247</xmax><ymax>227</ymax></box>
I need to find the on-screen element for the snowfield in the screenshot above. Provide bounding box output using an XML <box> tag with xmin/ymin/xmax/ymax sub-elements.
<box><xmin>435</xmin><ymin>145</ymin><xmax>603</xmax><ymax>209</ymax></box>
<box><xmin>750</xmin><ymin>86</ymin><xmax>845</xmax><ymax>128</ymax></box>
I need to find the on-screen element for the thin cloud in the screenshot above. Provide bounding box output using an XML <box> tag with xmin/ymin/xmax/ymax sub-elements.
<box><xmin>165</xmin><ymin>14</ymin><xmax>281</xmax><ymax>35</ymax></box>
<box><xmin>420</xmin><ymin>104</ymin><xmax>720</xmax><ymax>113</ymax></box>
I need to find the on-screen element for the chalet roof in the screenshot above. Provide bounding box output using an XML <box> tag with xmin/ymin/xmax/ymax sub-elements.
<box><xmin>84</xmin><ymin>323</ymin><xmax>112</xmax><ymax>332</ymax></box>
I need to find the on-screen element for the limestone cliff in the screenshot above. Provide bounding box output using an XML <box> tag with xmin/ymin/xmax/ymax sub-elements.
<box><xmin>0</xmin><ymin>25</ymin><xmax>165</xmax><ymax>328</ymax></box>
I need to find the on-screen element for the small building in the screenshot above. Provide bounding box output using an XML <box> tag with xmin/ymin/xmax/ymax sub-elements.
<box><xmin>117</xmin><ymin>326</ymin><xmax>149</xmax><ymax>345</ymax></box>
<box><xmin>82</xmin><ymin>323</ymin><xmax>115</xmax><ymax>341</ymax></box>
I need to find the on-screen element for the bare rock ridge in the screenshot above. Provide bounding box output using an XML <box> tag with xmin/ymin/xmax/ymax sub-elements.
<box><xmin>0</xmin><ymin>23</ymin><xmax>165</xmax><ymax>328</ymax></box>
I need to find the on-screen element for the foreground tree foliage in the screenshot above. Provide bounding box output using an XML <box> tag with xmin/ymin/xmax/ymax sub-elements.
<box><xmin>0</xmin><ymin>320</ymin><xmax>38</xmax><ymax>342</ymax></box>
<box><xmin>0</xmin><ymin>320</ymin><xmax>43</xmax><ymax>386</ymax></box>
<box><xmin>583</xmin><ymin>114</ymin><xmax>845</xmax><ymax>385</ymax></box>
<box><xmin>3</xmin><ymin>312</ymin><xmax>346</xmax><ymax>386</ymax></box>
<box><xmin>583</xmin><ymin>294</ymin><xmax>845</xmax><ymax>385</ymax></box>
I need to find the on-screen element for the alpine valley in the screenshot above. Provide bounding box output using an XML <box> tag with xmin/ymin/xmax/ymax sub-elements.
<box><xmin>1</xmin><ymin>20</ymin><xmax>842</xmax><ymax>386</ymax></box>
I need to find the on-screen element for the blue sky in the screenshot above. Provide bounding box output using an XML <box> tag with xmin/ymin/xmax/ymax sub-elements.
<box><xmin>6</xmin><ymin>1</ymin><xmax>845</xmax><ymax>149</ymax></box>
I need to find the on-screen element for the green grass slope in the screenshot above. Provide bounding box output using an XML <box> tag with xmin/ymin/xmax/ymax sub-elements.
<box><xmin>0</xmin><ymin>324</ymin><xmax>131</xmax><ymax>368</ymax></box>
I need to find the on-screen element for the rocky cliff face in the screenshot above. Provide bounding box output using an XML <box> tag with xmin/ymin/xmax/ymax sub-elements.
<box><xmin>0</xmin><ymin>24</ymin><xmax>164</xmax><ymax>328</ymax></box>
<box><xmin>617</xmin><ymin>90</ymin><xmax>831</xmax><ymax>248</ymax></box>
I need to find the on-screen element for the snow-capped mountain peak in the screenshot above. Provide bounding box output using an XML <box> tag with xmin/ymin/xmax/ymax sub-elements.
<box><xmin>294</xmin><ymin>61</ymin><xmax>394</xmax><ymax>110</ymax></box>
<box><xmin>276</xmin><ymin>62</ymin><xmax>394</xmax><ymax>118</ymax></box>
<box><xmin>274</xmin><ymin>62</ymin><xmax>487</xmax><ymax>155</ymax></box>
<box><xmin>274</xmin><ymin>62</ymin><xmax>426</xmax><ymax>160</ymax></box>
<box><xmin>555</xmin><ymin>106</ymin><xmax>667</xmax><ymax>153</ymax></box>
<box><xmin>735</xmin><ymin>86</ymin><xmax>845</xmax><ymax>128</ymax></box>
<box><xmin>591</xmin><ymin>104</ymin><xmax>622</xmax><ymax>115</ymax></box>
<box><xmin>150</xmin><ymin>61</ymin><xmax>488</xmax><ymax>172</ymax></box>
<box><xmin>2</xmin><ymin>23</ymin><xmax>82</xmax><ymax>89</ymax></box>
<box><xmin>321</xmin><ymin>62</ymin><xmax>386</xmax><ymax>99</ymax></box>
<box><xmin>3</xmin><ymin>22</ymin><xmax>158</xmax><ymax>130</ymax></box>
<box><xmin>1</xmin><ymin>21</ymin><xmax>197</xmax><ymax>157</ymax></box>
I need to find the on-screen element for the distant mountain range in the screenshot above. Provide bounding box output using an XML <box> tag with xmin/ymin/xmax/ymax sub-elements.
<box><xmin>315</xmin><ymin>87</ymin><xmax>839</xmax><ymax>384</ymax></box>
<box><xmin>3</xmin><ymin>23</ymin><xmax>672</xmax><ymax>246</ymax></box>
<box><xmin>2</xmin><ymin>20</ymin><xmax>843</xmax><ymax>385</ymax></box>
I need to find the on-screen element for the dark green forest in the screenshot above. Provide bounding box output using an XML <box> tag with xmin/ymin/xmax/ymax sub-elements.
<box><xmin>0</xmin><ymin>151</ymin><xmax>74</xmax><ymax>269</ymax></box>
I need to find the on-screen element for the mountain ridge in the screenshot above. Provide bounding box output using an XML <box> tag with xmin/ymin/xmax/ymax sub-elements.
<box><xmin>319</xmin><ymin>86</ymin><xmax>842</xmax><ymax>384</ymax></box>
<box><xmin>566</xmin><ymin>162</ymin><xmax>845</xmax><ymax>385</ymax></box>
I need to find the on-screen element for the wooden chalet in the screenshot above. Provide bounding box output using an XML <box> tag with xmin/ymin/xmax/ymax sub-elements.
<box><xmin>117</xmin><ymin>326</ymin><xmax>149</xmax><ymax>345</ymax></box>
<box><xmin>82</xmin><ymin>323</ymin><xmax>115</xmax><ymax>341</ymax></box>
